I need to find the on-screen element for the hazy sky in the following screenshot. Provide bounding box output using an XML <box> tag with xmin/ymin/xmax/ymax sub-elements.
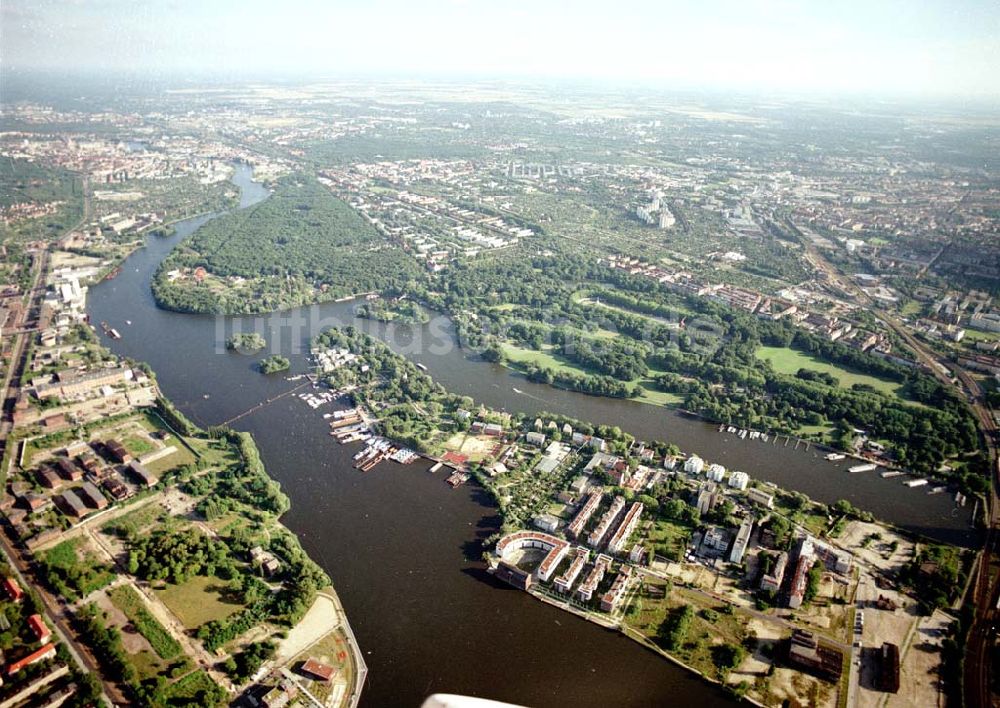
<box><xmin>3</xmin><ymin>0</ymin><xmax>999</xmax><ymax>97</ymax></box>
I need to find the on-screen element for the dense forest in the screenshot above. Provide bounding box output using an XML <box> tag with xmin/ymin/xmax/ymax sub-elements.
<box><xmin>153</xmin><ymin>175</ymin><xmax>424</xmax><ymax>314</ymax></box>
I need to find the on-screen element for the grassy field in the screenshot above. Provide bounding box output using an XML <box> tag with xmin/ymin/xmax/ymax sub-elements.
<box><xmin>644</xmin><ymin>519</ymin><xmax>692</xmax><ymax>560</ymax></box>
<box><xmin>634</xmin><ymin>385</ymin><xmax>684</xmax><ymax>407</ymax></box>
<box><xmin>109</xmin><ymin>585</ymin><xmax>182</xmax><ymax>660</ymax></box>
<box><xmin>961</xmin><ymin>328</ymin><xmax>1000</xmax><ymax>344</ymax></box>
<box><xmin>45</xmin><ymin>538</ymin><xmax>79</xmax><ymax>568</ymax></box>
<box><xmin>899</xmin><ymin>299</ymin><xmax>925</xmax><ymax>318</ymax></box>
<box><xmin>502</xmin><ymin>342</ymin><xmax>684</xmax><ymax>408</ymax></box>
<box><xmin>123</xmin><ymin>434</ymin><xmax>156</xmax><ymax>457</ymax></box>
<box><xmin>625</xmin><ymin>580</ymin><xmax>750</xmax><ymax>681</ymax></box>
<box><xmin>102</xmin><ymin>501</ymin><xmax>166</xmax><ymax>539</ymax></box>
<box><xmin>439</xmin><ymin>432</ymin><xmax>499</xmax><ymax>463</ymax></box>
<box><xmin>162</xmin><ymin>669</ymin><xmax>225</xmax><ymax>706</ymax></box>
<box><xmin>287</xmin><ymin>626</ymin><xmax>356</xmax><ymax>705</ymax></box>
<box><xmin>155</xmin><ymin>575</ymin><xmax>245</xmax><ymax>630</ymax></box>
<box><xmin>755</xmin><ymin>345</ymin><xmax>905</xmax><ymax>398</ymax></box>
<box><xmin>502</xmin><ymin>342</ymin><xmax>586</xmax><ymax>376</ymax></box>
<box><xmin>144</xmin><ymin>447</ymin><xmax>197</xmax><ymax>476</ymax></box>
<box><xmin>43</xmin><ymin>538</ymin><xmax>115</xmax><ymax>598</ymax></box>
<box><xmin>573</xmin><ymin>292</ymin><xmax>693</xmax><ymax>324</ymax></box>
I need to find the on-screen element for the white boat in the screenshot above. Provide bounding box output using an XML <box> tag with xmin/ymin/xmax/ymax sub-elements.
<box><xmin>416</xmin><ymin>363</ymin><xmax>429</xmax><ymax>371</ymax></box>
<box><xmin>905</xmin><ymin>478</ymin><xmax>928</xmax><ymax>488</ymax></box>
<box><xmin>825</xmin><ymin>453</ymin><xmax>846</xmax><ymax>461</ymax></box>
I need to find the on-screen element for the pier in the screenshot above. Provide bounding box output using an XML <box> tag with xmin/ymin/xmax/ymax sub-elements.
<box><xmin>219</xmin><ymin>380</ymin><xmax>313</xmax><ymax>426</ymax></box>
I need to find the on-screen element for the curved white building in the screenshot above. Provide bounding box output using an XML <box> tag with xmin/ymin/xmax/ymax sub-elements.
<box><xmin>495</xmin><ymin>531</ymin><xmax>570</xmax><ymax>582</ymax></box>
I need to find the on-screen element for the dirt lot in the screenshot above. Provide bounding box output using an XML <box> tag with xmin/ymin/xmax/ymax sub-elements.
<box><xmin>886</xmin><ymin>609</ymin><xmax>949</xmax><ymax>708</ymax></box>
<box><xmin>440</xmin><ymin>432</ymin><xmax>500</xmax><ymax>463</ymax></box>
<box><xmin>160</xmin><ymin>486</ymin><xmax>198</xmax><ymax>517</ymax></box>
<box><xmin>275</xmin><ymin>592</ymin><xmax>341</xmax><ymax>664</ymax></box>
<box><xmin>839</xmin><ymin>521</ymin><xmax>914</xmax><ymax>576</ymax></box>
<box><xmin>94</xmin><ymin>584</ymin><xmax>156</xmax><ymax>656</ymax></box>
<box><xmin>735</xmin><ymin>617</ymin><xmax>837</xmax><ymax>708</ymax></box>
<box><xmin>853</xmin><ymin>597</ymin><xmax>950</xmax><ymax>708</ymax></box>
<box><xmin>792</xmin><ymin>573</ymin><xmax>853</xmax><ymax>639</ymax></box>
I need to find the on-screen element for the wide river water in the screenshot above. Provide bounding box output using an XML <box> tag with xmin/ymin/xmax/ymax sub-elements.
<box><xmin>86</xmin><ymin>164</ymin><xmax>976</xmax><ymax>707</ymax></box>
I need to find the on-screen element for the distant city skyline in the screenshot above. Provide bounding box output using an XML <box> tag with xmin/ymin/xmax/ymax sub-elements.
<box><xmin>2</xmin><ymin>0</ymin><xmax>1000</xmax><ymax>99</ymax></box>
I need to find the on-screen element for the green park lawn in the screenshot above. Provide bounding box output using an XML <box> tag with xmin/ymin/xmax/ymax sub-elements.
<box><xmin>755</xmin><ymin>345</ymin><xmax>906</xmax><ymax>398</ymax></box>
<box><xmin>154</xmin><ymin>575</ymin><xmax>245</xmax><ymax>630</ymax></box>
<box><xmin>501</xmin><ymin>342</ymin><xmax>585</xmax><ymax>376</ymax></box>
<box><xmin>502</xmin><ymin>342</ymin><xmax>683</xmax><ymax>407</ymax></box>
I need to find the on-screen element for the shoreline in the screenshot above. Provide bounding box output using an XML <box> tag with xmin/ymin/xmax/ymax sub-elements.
<box><xmin>519</xmin><ymin>576</ymin><xmax>766</xmax><ymax>707</ymax></box>
<box><xmin>70</xmin><ymin>174</ymin><xmax>368</xmax><ymax>705</ymax></box>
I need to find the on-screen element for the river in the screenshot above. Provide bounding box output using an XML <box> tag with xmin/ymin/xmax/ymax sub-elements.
<box><xmin>85</xmin><ymin>163</ymin><xmax>975</xmax><ymax>707</ymax></box>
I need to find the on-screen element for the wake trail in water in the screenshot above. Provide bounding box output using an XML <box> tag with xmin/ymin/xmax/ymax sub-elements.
<box><xmin>511</xmin><ymin>386</ymin><xmax>551</xmax><ymax>404</ymax></box>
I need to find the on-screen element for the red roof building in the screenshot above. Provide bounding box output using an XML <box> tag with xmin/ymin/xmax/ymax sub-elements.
<box><xmin>6</xmin><ymin>643</ymin><xmax>55</xmax><ymax>676</ymax></box>
<box><xmin>300</xmin><ymin>658</ymin><xmax>336</xmax><ymax>683</ymax></box>
<box><xmin>27</xmin><ymin>614</ymin><xmax>51</xmax><ymax>644</ymax></box>
<box><xmin>2</xmin><ymin>577</ymin><xmax>24</xmax><ymax>602</ymax></box>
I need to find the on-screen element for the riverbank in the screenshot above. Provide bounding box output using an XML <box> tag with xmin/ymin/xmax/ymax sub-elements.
<box><xmin>521</xmin><ymin>580</ymin><xmax>763</xmax><ymax>705</ymax></box>
<box><xmin>82</xmin><ymin>161</ymin><xmax>972</xmax><ymax>707</ymax></box>
<box><xmin>64</xmin><ymin>166</ymin><xmax>368</xmax><ymax>705</ymax></box>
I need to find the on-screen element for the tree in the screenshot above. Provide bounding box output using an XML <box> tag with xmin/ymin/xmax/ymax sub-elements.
<box><xmin>712</xmin><ymin>643</ymin><xmax>747</xmax><ymax>674</ymax></box>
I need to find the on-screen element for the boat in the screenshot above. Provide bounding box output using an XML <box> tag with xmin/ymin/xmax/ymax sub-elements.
<box><xmin>125</xmin><ymin>320</ymin><xmax>132</xmax><ymax>326</ymax></box>
<box><xmin>825</xmin><ymin>453</ymin><xmax>846</xmax><ymax>461</ymax></box>
<box><xmin>446</xmin><ymin>471</ymin><xmax>470</xmax><ymax>488</ymax></box>
<box><xmin>848</xmin><ymin>463</ymin><xmax>877</xmax><ymax>473</ymax></box>
<box><xmin>416</xmin><ymin>362</ymin><xmax>429</xmax><ymax>371</ymax></box>
<box><xmin>904</xmin><ymin>478</ymin><xmax>928</xmax><ymax>488</ymax></box>
<box><xmin>391</xmin><ymin>448</ymin><xmax>420</xmax><ymax>464</ymax></box>
<box><xmin>928</xmin><ymin>486</ymin><xmax>947</xmax><ymax>494</ymax></box>
<box><xmin>880</xmin><ymin>470</ymin><xmax>904</xmax><ymax>479</ymax></box>
<box><xmin>108</xmin><ymin>328</ymin><xmax>122</xmax><ymax>340</ymax></box>
<box><xmin>512</xmin><ymin>387</ymin><xmax>524</xmax><ymax>394</ymax></box>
